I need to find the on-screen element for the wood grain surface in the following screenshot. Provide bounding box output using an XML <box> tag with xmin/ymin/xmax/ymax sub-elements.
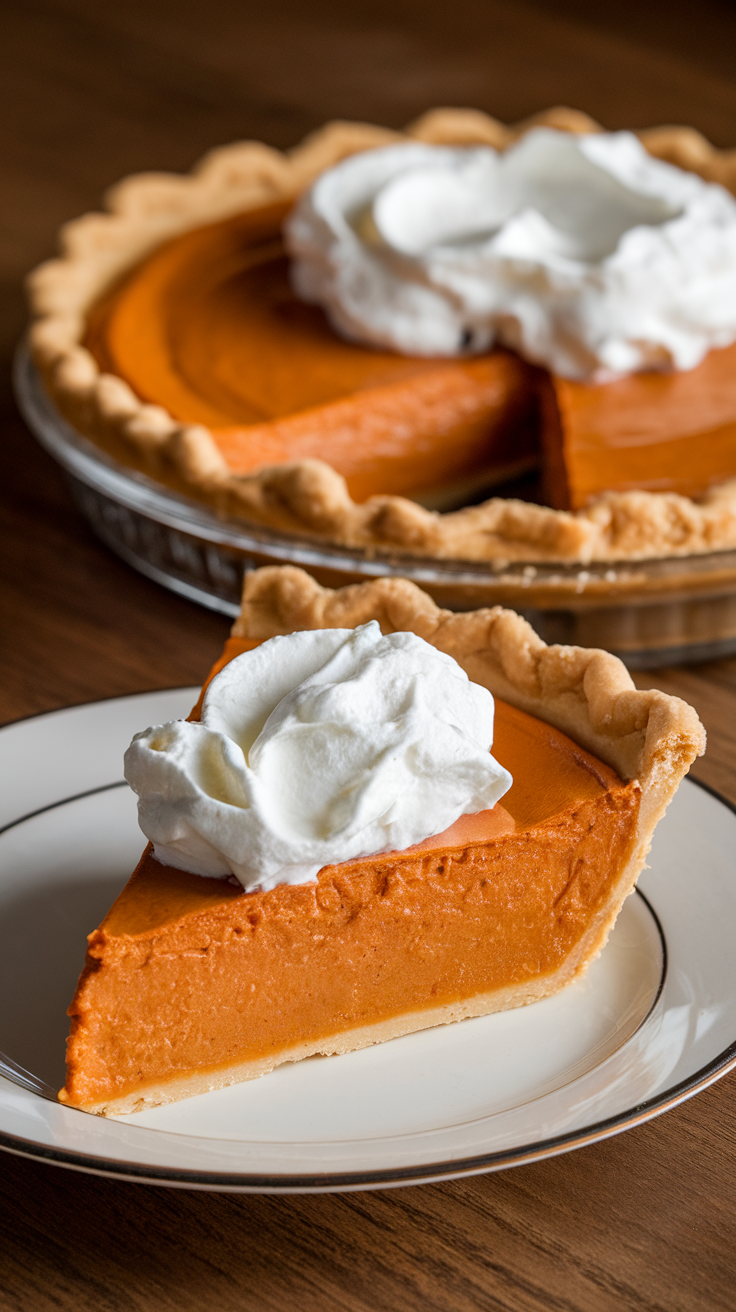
<box><xmin>2</xmin><ymin>1</ymin><xmax>736</xmax><ymax>1308</ymax></box>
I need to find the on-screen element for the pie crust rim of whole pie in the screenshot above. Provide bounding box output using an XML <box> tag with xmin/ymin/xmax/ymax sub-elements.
<box><xmin>60</xmin><ymin>565</ymin><xmax>704</xmax><ymax>1115</ymax></box>
<box><xmin>27</xmin><ymin>107</ymin><xmax>736</xmax><ymax>566</ymax></box>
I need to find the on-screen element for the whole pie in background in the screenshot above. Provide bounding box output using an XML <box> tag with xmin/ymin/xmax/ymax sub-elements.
<box><xmin>27</xmin><ymin>106</ymin><xmax>736</xmax><ymax>566</ymax></box>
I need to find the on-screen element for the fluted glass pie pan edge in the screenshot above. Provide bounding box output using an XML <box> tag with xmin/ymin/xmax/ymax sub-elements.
<box><xmin>15</xmin><ymin>344</ymin><xmax>736</xmax><ymax>668</ymax></box>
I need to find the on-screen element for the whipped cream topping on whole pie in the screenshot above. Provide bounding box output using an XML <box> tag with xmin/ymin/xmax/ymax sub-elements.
<box><xmin>287</xmin><ymin>129</ymin><xmax>736</xmax><ymax>379</ymax></box>
<box><xmin>124</xmin><ymin>621</ymin><xmax>512</xmax><ymax>891</ymax></box>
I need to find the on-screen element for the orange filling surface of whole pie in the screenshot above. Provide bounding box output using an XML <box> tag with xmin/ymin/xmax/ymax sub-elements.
<box><xmin>84</xmin><ymin>201</ymin><xmax>539</xmax><ymax>504</ymax></box>
<box><xmin>60</xmin><ymin>635</ymin><xmax>641</xmax><ymax>1112</ymax></box>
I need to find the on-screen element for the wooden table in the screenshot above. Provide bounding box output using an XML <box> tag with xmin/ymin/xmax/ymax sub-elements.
<box><xmin>2</xmin><ymin>1</ymin><xmax>736</xmax><ymax>1307</ymax></box>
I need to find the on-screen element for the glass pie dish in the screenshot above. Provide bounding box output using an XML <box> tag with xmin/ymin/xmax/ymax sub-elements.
<box><xmin>15</xmin><ymin>344</ymin><xmax>736</xmax><ymax>669</ymax></box>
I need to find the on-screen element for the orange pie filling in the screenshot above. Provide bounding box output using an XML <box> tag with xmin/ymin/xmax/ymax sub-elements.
<box><xmin>541</xmin><ymin>342</ymin><xmax>736</xmax><ymax>510</ymax></box>
<box><xmin>60</xmin><ymin>646</ymin><xmax>641</xmax><ymax>1115</ymax></box>
<box><xmin>84</xmin><ymin>202</ymin><xmax>539</xmax><ymax>506</ymax></box>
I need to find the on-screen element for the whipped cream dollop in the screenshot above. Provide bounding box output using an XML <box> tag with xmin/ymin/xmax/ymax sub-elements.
<box><xmin>286</xmin><ymin>129</ymin><xmax>736</xmax><ymax>380</ymax></box>
<box><xmin>124</xmin><ymin>623</ymin><xmax>512</xmax><ymax>892</ymax></box>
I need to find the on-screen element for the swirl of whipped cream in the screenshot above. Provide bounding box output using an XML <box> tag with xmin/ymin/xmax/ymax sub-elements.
<box><xmin>124</xmin><ymin>622</ymin><xmax>512</xmax><ymax>892</ymax></box>
<box><xmin>286</xmin><ymin>128</ymin><xmax>736</xmax><ymax>380</ymax></box>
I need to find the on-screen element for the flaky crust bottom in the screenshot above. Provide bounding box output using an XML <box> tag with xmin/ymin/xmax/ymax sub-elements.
<box><xmin>27</xmin><ymin>108</ymin><xmax>736</xmax><ymax>565</ymax></box>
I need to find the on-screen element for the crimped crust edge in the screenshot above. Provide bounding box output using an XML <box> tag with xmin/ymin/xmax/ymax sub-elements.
<box><xmin>233</xmin><ymin>566</ymin><xmax>705</xmax><ymax>833</ymax></box>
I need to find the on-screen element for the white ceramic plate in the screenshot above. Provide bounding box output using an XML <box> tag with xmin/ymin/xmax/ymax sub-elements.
<box><xmin>1</xmin><ymin>691</ymin><xmax>734</xmax><ymax>1192</ymax></box>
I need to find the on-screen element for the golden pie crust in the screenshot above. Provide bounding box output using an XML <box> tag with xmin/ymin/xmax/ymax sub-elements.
<box><xmin>28</xmin><ymin>107</ymin><xmax>736</xmax><ymax>564</ymax></box>
<box><xmin>60</xmin><ymin>565</ymin><xmax>704</xmax><ymax>1114</ymax></box>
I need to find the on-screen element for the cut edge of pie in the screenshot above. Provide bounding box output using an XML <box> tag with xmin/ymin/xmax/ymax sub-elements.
<box><xmin>27</xmin><ymin>107</ymin><xmax>736</xmax><ymax>565</ymax></box>
<box><xmin>60</xmin><ymin>566</ymin><xmax>704</xmax><ymax>1116</ymax></box>
<box><xmin>65</xmin><ymin>949</ymin><xmax>622</xmax><ymax>1117</ymax></box>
